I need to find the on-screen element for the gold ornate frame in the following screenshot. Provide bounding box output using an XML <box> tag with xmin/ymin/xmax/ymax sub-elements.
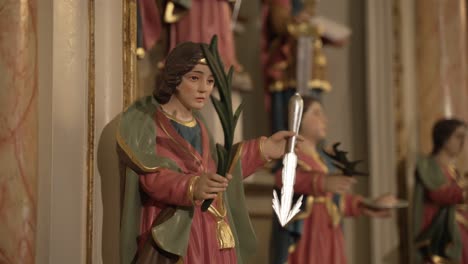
<box><xmin>392</xmin><ymin>0</ymin><xmax>409</xmax><ymax>263</ymax></box>
<box><xmin>122</xmin><ymin>0</ymin><xmax>138</xmax><ymax>108</ymax></box>
<box><xmin>86</xmin><ymin>0</ymin><xmax>95</xmax><ymax>263</ymax></box>
<box><xmin>86</xmin><ymin>0</ymin><xmax>96</xmax><ymax>264</ymax></box>
<box><xmin>86</xmin><ymin>0</ymin><xmax>96</xmax><ymax>263</ymax></box>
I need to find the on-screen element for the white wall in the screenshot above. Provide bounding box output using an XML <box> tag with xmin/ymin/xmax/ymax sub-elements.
<box><xmin>94</xmin><ymin>1</ymin><xmax>124</xmax><ymax>263</ymax></box>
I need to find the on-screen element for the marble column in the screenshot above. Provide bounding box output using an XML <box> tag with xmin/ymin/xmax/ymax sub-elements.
<box><xmin>366</xmin><ymin>0</ymin><xmax>400</xmax><ymax>263</ymax></box>
<box><xmin>0</xmin><ymin>0</ymin><xmax>38</xmax><ymax>263</ymax></box>
<box><xmin>417</xmin><ymin>0</ymin><xmax>468</xmax><ymax>171</ymax></box>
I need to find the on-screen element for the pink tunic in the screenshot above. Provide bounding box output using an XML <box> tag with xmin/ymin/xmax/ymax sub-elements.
<box><xmin>169</xmin><ymin>0</ymin><xmax>240</xmax><ymax>70</ymax></box>
<box><xmin>138</xmin><ymin>0</ymin><xmax>240</xmax><ymax>69</ymax></box>
<box><xmin>275</xmin><ymin>150</ymin><xmax>363</xmax><ymax>264</ymax></box>
<box><xmin>421</xmin><ymin>166</ymin><xmax>468</xmax><ymax>263</ymax></box>
<box><xmin>138</xmin><ymin>109</ymin><xmax>266</xmax><ymax>263</ymax></box>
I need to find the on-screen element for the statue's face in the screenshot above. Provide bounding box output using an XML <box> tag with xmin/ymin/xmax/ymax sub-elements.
<box><xmin>174</xmin><ymin>64</ymin><xmax>214</xmax><ymax>110</ymax></box>
<box><xmin>301</xmin><ymin>101</ymin><xmax>327</xmax><ymax>141</ymax></box>
<box><xmin>443</xmin><ymin>126</ymin><xmax>466</xmax><ymax>157</ymax></box>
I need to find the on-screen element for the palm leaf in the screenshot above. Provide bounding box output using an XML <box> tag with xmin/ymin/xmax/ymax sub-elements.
<box><xmin>210</xmin><ymin>97</ymin><xmax>232</xmax><ymax>141</ymax></box>
<box><xmin>201</xmin><ymin>144</ymin><xmax>228</xmax><ymax>211</ymax></box>
<box><xmin>200</xmin><ymin>35</ymin><xmax>244</xmax><ymax>211</ymax></box>
<box><xmin>232</xmin><ymin>102</ymin><xmax>245</xmax><ymax>131</ymax></box>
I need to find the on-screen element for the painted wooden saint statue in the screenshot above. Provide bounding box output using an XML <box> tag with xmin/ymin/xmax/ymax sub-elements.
<box><xmin>261</xmin><ymin>0</ymin><xmax>350</xmax><ymax>132</ymax></box>
<box><xmin>270</xmin><ymin>96</ymin><xmax>394</xmax><ymax>264</ymax></box>
<box><xmin>118</xmin><ymin>41</ymin><xmax>298</xmax><ymax>264</ymax></box>
<box><xmin>413</xmin><ymin>119</ymin><xmax>468</xmax><ymax>263</ymax></box>
<box><xmin>136</xmin><ymin>0</ymin><xmax>251</xmax><ymax>91</ymax></box>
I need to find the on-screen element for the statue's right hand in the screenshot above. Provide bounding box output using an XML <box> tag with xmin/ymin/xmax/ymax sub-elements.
<box><xmin>193</xmin><ymin>173</ymin><xmax>230</xmax><ymax>201</ymax></box>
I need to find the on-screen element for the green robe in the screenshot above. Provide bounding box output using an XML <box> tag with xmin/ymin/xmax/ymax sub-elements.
<box><xmin>413</xmin><ymin>156</ymin><xmax>462</xmax><ymax>263</ymax></box>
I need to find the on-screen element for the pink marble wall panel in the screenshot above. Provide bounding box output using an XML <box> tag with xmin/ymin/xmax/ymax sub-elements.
<box><xmin>417</xmin><ymin>0</ymin><xmax>444</xmax><ymax>155</ymax></box>
<box><xmin>446</xmin><ymin>1</ymin><xmax>468</xmax><ymax>171</ymax></box>
<box><xmin>0</xmin><ymin>0</ymin><xmax>38</xmax><ymax>263</ymax></box>
<box><xmin>417</xmin><ymin>0</ymin><xmax>468</xmax><ymax>171</ymax></box>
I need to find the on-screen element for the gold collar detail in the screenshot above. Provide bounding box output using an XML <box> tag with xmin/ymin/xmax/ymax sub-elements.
<box><xmin>160</xmin><ymin>107</ymin><xmax>197</xmax><ymax>127</ymax></box>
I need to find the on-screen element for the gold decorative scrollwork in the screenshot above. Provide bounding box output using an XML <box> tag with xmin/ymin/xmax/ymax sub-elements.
<box><xmin>86</xmin><ymin>0</ymin><xmax>96</xmax><ymax>263</ymax></box>
<box><xmin>123</xmin><ymin>0</ymin><xmax>138</xmax><ymax>108</ymax></box>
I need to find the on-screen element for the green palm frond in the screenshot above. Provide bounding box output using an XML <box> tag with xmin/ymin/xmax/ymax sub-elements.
<box><xmin>200</xmin><ymin>35</ymin><xmax>244</xmax><ymax>211</ymax></box>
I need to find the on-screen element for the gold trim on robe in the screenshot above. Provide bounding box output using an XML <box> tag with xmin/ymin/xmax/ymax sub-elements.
<box><xmin>164</xmin><ymin>1</ymin><xmax>189</xmax><ymax>23</ymax></box>
<box><xmin>208</xmin><ymin>194</ymin><xmax>236</xmax><ymax>249</ymax></box>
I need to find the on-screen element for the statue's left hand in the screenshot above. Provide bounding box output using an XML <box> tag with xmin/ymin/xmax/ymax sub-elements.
<box><xmin>361</xmin><ymin>193</ymin><xmax>396</xmax><ymax>218</ymax></box>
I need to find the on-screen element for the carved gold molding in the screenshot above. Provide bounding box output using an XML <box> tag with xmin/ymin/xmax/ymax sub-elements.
<box><xmin>393</xmin><ymin>0</ymin><xmax>405</xmax><ymax>164</ymax></box>
<box><xmin>86</xmin><ymin>0</ymin><xmax>95</xmax><ymax>263</ymax></box>
<box><xmin>392</xmin><ymin>1</ymin><xmax>413</xmax><ymax>263</ymax></box>
<box><xmin>123</xmin><ymin>0</ymin><xmax>137</xmax><ymax>108</ymax></box>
